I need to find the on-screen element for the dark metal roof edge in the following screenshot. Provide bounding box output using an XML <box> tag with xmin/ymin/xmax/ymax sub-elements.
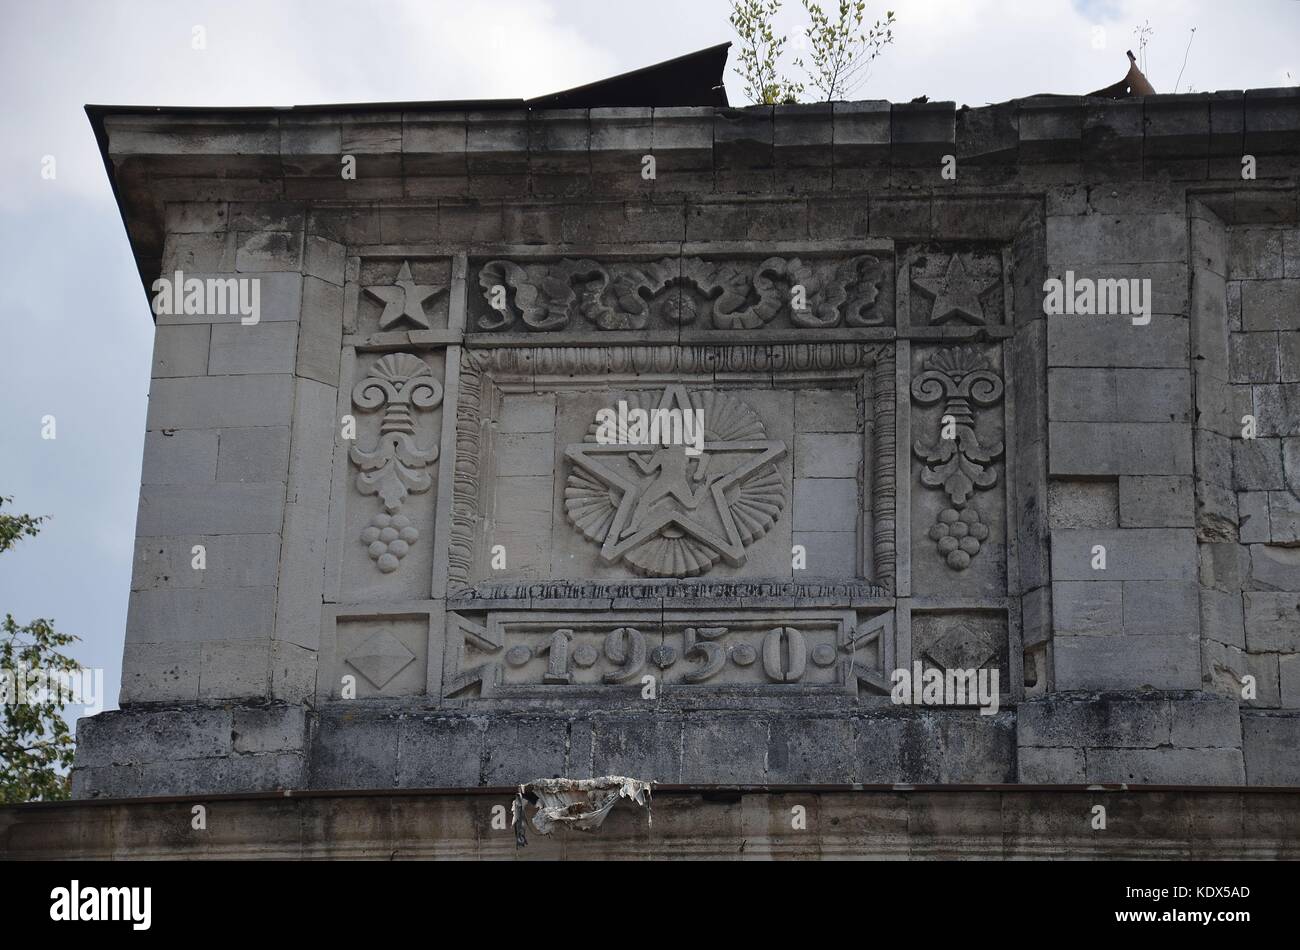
<box><xmin>81</xmin><ymin>41</ymin><xmax>734</xmax><ymax>121</ymax></box>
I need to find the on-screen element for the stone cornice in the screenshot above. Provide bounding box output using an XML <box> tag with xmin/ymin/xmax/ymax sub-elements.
<box><xmin>87</xmin><ymin>89</ymin><xmax>1300</xmax><ymax>299</ymax></box>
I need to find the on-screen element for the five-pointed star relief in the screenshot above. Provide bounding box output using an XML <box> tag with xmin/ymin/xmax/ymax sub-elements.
<box><xmin>364</xmin><ymin>260</ymin><xmax>443</xmax><ymax>329</ymax></box>
<box><xmin>564</xmin><ymin>386</ymin><xmax>786</xmax><ymax>569</ymax></box>
<box><xmin>911</xmin><ymin>253</ymin><xmax>995</xmax><ymax>325</ymax></box>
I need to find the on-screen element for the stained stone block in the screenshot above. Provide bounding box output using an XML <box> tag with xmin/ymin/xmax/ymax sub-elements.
<box><xmin>1200</xmin><ymin>587</ymin><xmax>1246</xmax><ymax>648</ymax></box>
<box><xmin>592</xmin><ymin>716</ymin><xmax>682</xmax><ymax>784</ymax></box>
<box><xmin>1121</xmin><ymin>580</ymin><xmax>1200</xmax><ymax>635</ymax></box>
<box><xmin>1243</xmin><ymin>713</ymin><xmax>1300</xmax><ymax>784</ymax></box>
<box><xmin>1018</xmin><ymin>696</ymin><xmax>1170</xmax><ymax>748</ymax></box>
<box><xmin>270</xmin><ymin>641</ymin><xmax>317</xmax><ymax>704</ymax></box>
<box><xmin>1244</xmin><ymin>592</ymin><xmax>1300</xmax><ymax>652</ymax></box>
<box><xmin>1055</xmin><ymin>633</ymin><xmax>1200</xmax><ymax>690</ymax></box>
<box><xmin>1118</xmin><ymin>476</ymin><xmax>1194</xmax><ymax>527</ymax></box>
<box><xmin>146</xmin><ymin>374</ymin><xmax>295</xmax><ymax>429</ymax></box>
<box><xmin>1047</xmin><ymin>480</ymin><xmax>1118</xmax><ymax>529</ymax></box>
<box><xmin>1086</xmin><ymin>748</ymin><xmax>1245</xmax><ymax>785</ymax></box>
<box><xmin>151</xmin><ymin>324</ymin><xmax>210</xmax><ymax>378</ymax></box>
<box><xmin>74</xmin><ymin>706</ymin><xmax>232</xmax><ymax>769</ymax></box>
<box><xmin>496</xmin><ymin>433</ymin><xmax>554</xmax><ymax>477</ymax></box>
<box><xmin>216</xmin><ymin>426</ymin><xmax>291</xmax><ymax>483</ymax></box>
<box><xmin>303</xmin><ymin>235</ymin><xmax>346</xmax><ymax>285</ymax></box>
<box><xmin>1242</xmin><ymin>279</ymin><xmax>1300</xmax><ymax>332</ymax></box>
<box><xmin>118</xmin><ymin>642</ymin><xmax>200</xmax><ymax>703</ymax></box>
<box><xmin>792</xmin><ymin>530</ymin><xmax>857</xmax><ymax>576</ymax></box>
<box><xmin>200</xmin><ymin>639</ymin><xmax>271</xmax><ymax>699</ymax></box>
<box><xmin>208</xmin><ymin>321</ymin><xmax>298</xmax><ymax>375</ymax></box>
<box><xmin>1230</xmin><ymin>332</ymin><xmax>1281</xmax><ymax>383</ymax></box>
<box><xmin>1247</xmin><ymin>543</ymin><xmax>1300</xmax><ymax>590</ymax></box>
<box><xmin>681</xmin><ymin>717</ymin><xmax>770</xmax><ymax>784</ymax></box>
<box><xmin>1237</xmin><ymin>491</ymin><xmax>1271</xmax><ymax>542</ymax></box>
<box><xmin>480</xmin><ymin>717</ymin><xmax>572</xmax><ymax>786</ymax></box>
<box><xmin>231</xmin><ymin>705</ymin><xmax>306</xmax><ymax>754</ymax></box>
<box><xmin>235</xmin><ymin>231</ymin><xmax>302</xmax><ymax>272</ymax></box>
<box><xmin>1253</xmin><ymin>383</ymin><xmax>1300</xmax><ymax>436</ymax></box>
<box><xmin>126</xmin><ymin>586</ymin><xmax>277</xmax><ymax>644</ymax></box>
<box><xmin>794</xmin><ymin>389</ymin><xmax>858</xmax><ymax>432</ymax></box>
<box><xmin>1051</xmin><ymin>528</ymin><xmax>1196</xmax><ymax>581</ymax></box>
<box><xmin>1228</xmin><ymin>228</ymin><xmax>1285</xmax><ymax>279</ymax></box>
<box><xmin>1045</xmin><ymin>315</ymin><xmax>1190</xmax><ymax>369</ymax></box>
<box><xmin>142</xmin><ymin>429</ymin><xmax>218</xmax><ymax>484</ymax></box>
<box><xmin>296</xmin><ymin>277</ymin><xmax>344</xmax><ymax>386</ymax></box>
<box><xmin>498</xmin><ymin>393</ymin><xmax>556</xmax><ymax>433</ymax></box>
<box><xmin>307</xmin><ymin>713</ymin><xmax>400</xmax><ymax>789</ymax></box>
<box><xmin>136</xmin><ymin>483</ymin><xmax>285</xmax><ymax>537</ymax></box>
<box><xmin>1048</xmin><ymin>368</ymin><xmax>1190</xmax><ymax>423</ymax></box>
<box><xmin>1282</xmin><ymin>332</ymin><xmax>1300</xmax><ymax>382</ymax></box>
<box><xmin>767</xmin><ymin>717</ymin><xmax>855</xmax><ymax>784</ymax></box>
<box><xmin>794</xmin><ymin>432</ymin><xmax>859</xmax><ymax>478</ymax></box>
<box><xmin>793</xmin><ymin>478</ymin><xmax>857</xmax><ymax>532</ymax></box>
<box><xmin>1049</xmin><ymin>422</ymin><xmax>1191</xmax><ymax>475</ymax></box>
<box><xmin>132</xmin><ymin>534</ymin><xmax>280</xmax><ymax>591</ymax></box>
<box><xmin>1269</xmin><ymin>490</ymin><xmax>1300</xmax><ymax>543</ymax></box>
<box><xmin>396</xmin><ymin>717</ymin><xmax>485</xmax><ymax>788</ymax></box>
<box><xmin>1046</xmin><ymin>213</ymin><xmax>1186</xmax><ymax>264</ymax></box>
<box><xmin>1018</xmin><ymin>747</ymin><xmax>1085</xmax><ymax>783</ymax></box>
<box><xmin>1052</xmin><ymin>580</ymin><xmax>1122</xmax><ymax>634</ymax></box>
<box><xmin>1281</xmin><ymin>656</ymin><xmax>1300</xmax><ymax>709</ymax></box>
<box><xmin>1234</xmin><ymin>438</ymin><xmax>1286</xmax><ymax>489</ymax></box>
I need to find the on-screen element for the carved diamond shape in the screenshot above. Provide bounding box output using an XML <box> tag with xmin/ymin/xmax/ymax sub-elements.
<box><xmin>924</xmin><ymin>623</ymin><xmax>996</xmax><ymax>672</ymax></box>
<box><xmin>344</xmin><ymin>630</ymin><xmax>416</xmax><ymax>689</ymax></box>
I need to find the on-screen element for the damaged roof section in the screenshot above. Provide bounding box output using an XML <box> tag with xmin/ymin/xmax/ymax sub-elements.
<box><xmin>512</xmin><ymin>776</ymin><xmax>652</xmax><ymax>847</ymax></box>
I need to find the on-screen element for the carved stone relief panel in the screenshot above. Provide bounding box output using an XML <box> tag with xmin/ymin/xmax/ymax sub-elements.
<box><xmin>910</xmin><ymin>611</ymin><xmax>1009</xmax><ymax>702</ymax></box>
<box><xmin>337</xmin><ymin>349</ymin><xmax>446</xmax><ymax>601</ymax></box>
<box><xmin>450</xmin><ymin>343</ymin><xmax>895</xmax><ymax>593</ymax></box>
<box><xmin>909</xmin><ymin>343</ymin><xmax>1008</xmax><ymax>598</ymax></box>
<box><xmin>466</xmin><ymin>252</ymin><xmax>894</xmax><ymax>338</ymax></box>
<box><xmin>899</xmin><ymin>245</ymin><xmax>1009</xmax><ymax>328</ymax></box>
<box><xmin>351</xmin><ymin>258</ymin><xmax>452</xmax><ymax>335</ymax></box>
<box><xmin>326</xmin><ymin>613</ymin><xmax>431</xmax><ymax>699</ymax></box>
<box><xmin>444</xmin><ymin>609</ymin><xmax>894</xmax><ymax>700</ymax></box>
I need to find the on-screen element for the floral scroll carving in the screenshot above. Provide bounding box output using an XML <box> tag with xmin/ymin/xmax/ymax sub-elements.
<box><xmin>911</xmin><ymin>346</ymin><xmax>1004</xmax><ymax>571</ymax></box>
<box><xmin>350</xmin><ymin>353</ymin><xmax>442</xmax><ymax>574</ymax></box>
<box><xmin>474</xmin><ymin>255</ymin><xmax>887</xmax><ymax>332</ymax></box>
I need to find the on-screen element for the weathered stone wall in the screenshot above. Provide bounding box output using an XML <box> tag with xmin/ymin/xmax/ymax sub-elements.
<box><xmin>8</xmin><ymin>787</ymin><xmax>1300</xmax><ymax>859</ymax></box>
<box><xmin>73</xmin><ymin>90</ymin><xmax>1300</xmax><ymax>797</ymax></box>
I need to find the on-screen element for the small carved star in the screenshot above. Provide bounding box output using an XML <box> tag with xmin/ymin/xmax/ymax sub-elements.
<box><xmin>912</xmin><ymin>253</ymin><xmax>996</xmax><ymax>326</ymax></box>
<box><xmin>364</xmin><ymin>261</ymin><xmax>443</xmax><ymax>330</ymax></box>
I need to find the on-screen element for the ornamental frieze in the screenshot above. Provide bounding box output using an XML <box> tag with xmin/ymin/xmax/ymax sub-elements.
<box><xmin>471</xmin><ymin>254</ymin><xmax>888</xmax><ymax>332</ymax></box>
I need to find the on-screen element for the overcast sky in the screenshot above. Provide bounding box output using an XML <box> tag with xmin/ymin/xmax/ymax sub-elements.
<box><xmin>0</xmin><ymin>0</ymin><xmax>1296</xmax><ymax>715</ymax></box>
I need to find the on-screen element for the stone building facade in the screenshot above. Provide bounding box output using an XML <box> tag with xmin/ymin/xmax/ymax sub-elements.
<box><xmin>70</xmin><ymin>74</ymin><xmax>1300</xmax><ymax>800</ymax></box>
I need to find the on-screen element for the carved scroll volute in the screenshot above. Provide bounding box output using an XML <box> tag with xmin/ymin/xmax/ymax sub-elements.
<box><xmin>350</xmin><ymin>353</ymin><xmax>442</xmax><ymax>574</ymax></box>
<box><xmin>911</xmin><ymin>346</ymin><xmax>1004</xmax><ymax>571</ymax></box>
